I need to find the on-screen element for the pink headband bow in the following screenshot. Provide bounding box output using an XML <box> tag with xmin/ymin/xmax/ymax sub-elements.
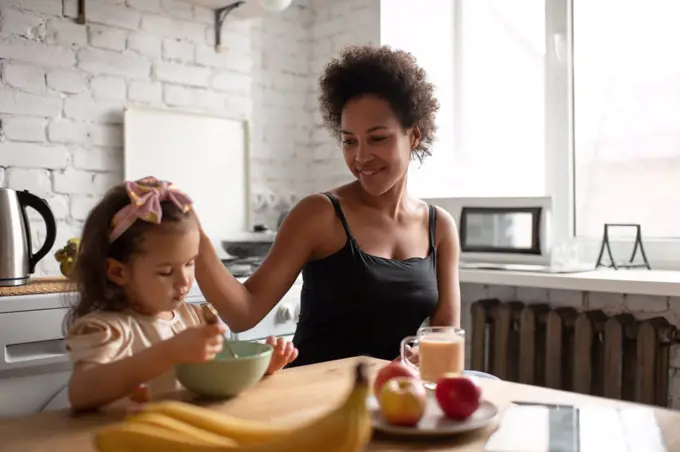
<box><xmin>109</xmin><ymin>176</ymin><xmax>193</xmax><ymax>243</ymax></box>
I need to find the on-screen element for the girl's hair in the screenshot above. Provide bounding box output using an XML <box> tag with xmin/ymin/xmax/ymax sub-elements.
<box><xmin>65</xmin><ymin>183</ymin><xmax>193</xmax><ymax>327</ymax></box>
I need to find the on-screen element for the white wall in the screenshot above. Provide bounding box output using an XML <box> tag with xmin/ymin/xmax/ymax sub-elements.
<box><xmin>249</xmin><ymin>3</ymin><xmax>312</xmax><ymax>210</ymax></box>
<box><xmin>306</xmin><ymin>0</ymin><xmax>381</xmax><ymax>194</ymax></box>
<box><xmin>0</xmin><ymin>0</ymin><xmax>380</xmax><ymax>275</ymax></box>
<box><xmin>380</xmin><ymin>0</ymin><xmax>455</xmax><ymax>199</ymax></box>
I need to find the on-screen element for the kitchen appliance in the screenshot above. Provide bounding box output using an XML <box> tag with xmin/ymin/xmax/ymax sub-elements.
<box><xmin>189</xmin><ymin>257</ymin><xmax>301</xmax><ymax>344</ymax></box>
<box><xmin>277</xmin><ymin>210</ymin><xmax>289</xmax><ymax>230</ymax></box>
<box><xmin>0</xmin><ymin>189</ymin><xmax>57</xmax><ymax>287</ymax></box>
<box><xmin>222</xmin><ymin>257</ymin><xmax>264</xmax><ymax>277</ymax></box>
<box><xmin>426</xmin><ymin>196</ymin><xmax>593</xmax><ymax>273</ymax></box>
<box><xmin>425</xmin><ymin>197</ymin><xmax>553</xmax><ymax>267</ymax></box>
<box><xmin>221</xmin><ymin>225</ymin><xmax>276</xmax><ymax>260</ymax></box>
<box><xmin>218</xmin><ymin>252</ymin><xmax>300</xmax><ymax>338</ymax></box>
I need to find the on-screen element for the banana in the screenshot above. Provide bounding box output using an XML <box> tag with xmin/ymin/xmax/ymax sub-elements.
<box><xmin>233</xmin><ymin>362</ymin><xmax>372</xmax><ymax>452</ymax></box>
<box><xmin>139</xmin><ymin>401</ymin><xmax>293</xmax><ymax>445</ymax></box>
<box><xmin>95</xmin><ymin>421</ymin><xmax>232</xmax><ymax>452</ymax></box>
<box><xmin>94</xmin><ymin>362</ymin><xmax>372</xmax><ymax>452</ymax></box>
<box><xmin>125</xmin><ymin>412</ymin><xmax>238</xmax><ymax>448</ymax></box>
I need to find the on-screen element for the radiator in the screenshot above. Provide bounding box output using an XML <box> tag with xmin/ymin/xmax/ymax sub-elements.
<box><xmin>470</xmin><ymin>298</ymin><xmax>680</xmax><ymax>407</ymax></box>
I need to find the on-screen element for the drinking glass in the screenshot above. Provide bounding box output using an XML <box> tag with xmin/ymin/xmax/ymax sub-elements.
<box><xmin>400</xmin><ymin>326</ymin><xmax>465</xmax><ymax>388</ymax></box>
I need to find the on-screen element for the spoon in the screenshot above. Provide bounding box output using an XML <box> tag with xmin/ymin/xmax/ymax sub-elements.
<box><xmin>201</xmin><ymin>303</ymin><xmax>238</xmax><ymax>358</ymax></box>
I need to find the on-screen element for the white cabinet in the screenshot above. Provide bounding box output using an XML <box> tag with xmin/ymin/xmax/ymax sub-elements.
<box><xmin>0</xmin><ymin>308</ymin><xmax>70</xmax><ymax>372</ymax></box>
<box><xmin>0</xmin><ymin>370</ymin><xmax>71</xmax><ymax>418</ymax></box>
<box><xmin>0</xmin><ymin>308</ymin><xmax>73</xmax><ymax>419</ymax></box>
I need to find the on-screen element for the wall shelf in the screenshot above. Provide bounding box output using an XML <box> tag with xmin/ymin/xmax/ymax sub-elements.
<box><xmin>181</xmin><ymin>0</ymin><xmax>244</xmax><ymax>7</ymax></box>
<box><xmin>76</xmin><ymin>0</ymin><xmax>249</xmax><ymax>51</ymax></box>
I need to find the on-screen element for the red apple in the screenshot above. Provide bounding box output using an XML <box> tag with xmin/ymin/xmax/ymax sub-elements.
<box><xmin>378</xmin><ymin>377</ymin><xmax>427</xmax><ymax>427</ymax></box>
<box><xmin>434</xmin><ymin>374</ymin><xmax>481</xmax><ymax>420</ymax></box>
<box><xmin>372</xmin><ymin>361</ymin><xmax>419</xmax><ymax>396</ymax></box>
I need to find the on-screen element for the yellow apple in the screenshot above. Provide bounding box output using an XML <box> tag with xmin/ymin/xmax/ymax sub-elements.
<box><xmin>378</xmin><ymin>376</ymin><xmax>427</xmax><ymax>427</ymax></box>
<box><xmin>372</xmin><ymin>360</ymin><xmax>420</xmax><ymax>396</ymax></box>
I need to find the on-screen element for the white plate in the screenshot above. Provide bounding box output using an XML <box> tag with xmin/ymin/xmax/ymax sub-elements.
<box><xmin>367</xmin><ymin>392</ymin><xmax>499</xmax><ymax>437</ymax></box>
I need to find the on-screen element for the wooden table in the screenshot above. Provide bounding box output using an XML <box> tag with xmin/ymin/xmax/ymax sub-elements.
<box><xmin>1</xmin><ymin>357</ymin><xmax>679</xmax><ymax>451</ymax></box>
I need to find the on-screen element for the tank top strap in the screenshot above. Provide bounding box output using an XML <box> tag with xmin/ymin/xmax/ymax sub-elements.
<box><xmin>428</xmin><ymin>204</ymin><xmax>437</xmax><ymax>253</ymax></box>
<box><xmin>323</xmin><ymin>192</ymin><xmax>353</xmax><ymax>241</ymax></box>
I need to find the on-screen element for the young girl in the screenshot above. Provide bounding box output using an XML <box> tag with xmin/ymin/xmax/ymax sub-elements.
<box><xmin>65</xmin><ymin>176</ymin><xmax>298</xmax><ymax>411</ymax></box>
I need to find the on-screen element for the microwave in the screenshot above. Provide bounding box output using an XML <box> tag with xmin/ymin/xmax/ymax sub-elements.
<box><xmin>424</xmin><ymin>197</ymin><xmax>554</xmax><ymax>269</ymax></box>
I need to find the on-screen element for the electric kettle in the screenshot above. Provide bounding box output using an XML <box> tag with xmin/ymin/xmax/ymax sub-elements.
<box><xmin>0</xmin><ymin>188</ymin><xmax>57</xmax><ymax>287</ymax></box>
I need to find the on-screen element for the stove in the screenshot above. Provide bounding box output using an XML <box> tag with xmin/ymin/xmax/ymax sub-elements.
<box><xmin>221</xmin><ymin>257</ymin><xmax>263</xmax><ymax>278</ymax></box>
<box><xmin>187</xmin><ymin>256</ymin><xmax>302</xmax><ymax>344</ymax></box>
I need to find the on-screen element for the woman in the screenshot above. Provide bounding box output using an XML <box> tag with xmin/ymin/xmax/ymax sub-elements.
<box><xmin>197</xmin><ymin>45</ymin><xmax>461</xmax><ymax>367</ymax></box>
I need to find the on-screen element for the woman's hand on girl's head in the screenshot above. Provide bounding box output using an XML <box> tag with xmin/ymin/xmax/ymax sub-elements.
<box><xmin>264</xmin><ymin>336</ymin><xmax>298</xmax><ymax>375</ymax></box>
<box><xmin>168</xmin><ymin>323</ymin><xmax>226</xmax><ymax>364</ymax></box>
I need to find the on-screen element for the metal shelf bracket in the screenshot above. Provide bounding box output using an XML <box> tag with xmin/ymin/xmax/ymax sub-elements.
<box><xmin>77</xmin><ymin>0</ymin><xmax>86</xmax><ymax>24</ymax></box>
<box><xmin>215</xmin><ymin>1</ymin><xmax>245</xmax><ymax>51</ymax></box>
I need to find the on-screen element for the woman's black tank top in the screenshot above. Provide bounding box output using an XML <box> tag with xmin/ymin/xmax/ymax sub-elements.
<box><xmin>289</xmin><ymin>193</ymin><xmax>439</xmax><ymax>367</ymax></box>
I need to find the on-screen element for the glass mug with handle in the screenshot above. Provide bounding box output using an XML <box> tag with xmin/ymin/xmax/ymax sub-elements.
<box><xmin>400</xmin><ymin>326</ymin><xmax>466</xmax><ymax>388</ymax></box>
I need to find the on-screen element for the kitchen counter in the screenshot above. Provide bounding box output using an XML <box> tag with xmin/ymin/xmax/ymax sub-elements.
<box><xmin>0</xmin><ymin>275</ymin><xmax>304</xmax><ymax>313</ymax></box>
<box><xmin>4</xmin><ymin>268</ymin><xmax>678</xmax><ymax>314</ymax></box>
<box><xmin>460</xmin><ymin>268</ymin><xmax>680</xmax><ymax>297</ymax></box>
<box><xmin>1</xmin><ymin>357</ymin><xmax>679</xmax><ymax>451</ymax></box>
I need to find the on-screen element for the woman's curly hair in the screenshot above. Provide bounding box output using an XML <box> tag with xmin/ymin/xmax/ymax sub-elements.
<box><xmin>318</xmin><ymin>45</ymin><xmax>440</xmax><ymax>162</ymax></box>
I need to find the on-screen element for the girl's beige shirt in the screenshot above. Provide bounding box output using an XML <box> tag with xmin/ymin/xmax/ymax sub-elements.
<box><xmin>65</xmin><ymin>302</ymin><xmax>205</xmax><ymax>397</ymax></box>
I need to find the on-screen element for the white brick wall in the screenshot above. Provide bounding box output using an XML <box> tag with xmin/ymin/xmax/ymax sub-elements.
<box><xmin>0</xmin><ymin>0</ymin><xmax>380</xmax><ymax>276</ymax></box>
<box><xmin>46</xmin><ymin>68</ymin><xmax>89</xmax><ymax>94</ymax></box>
<box><xmin>2</xmin><ymin>61</ymin><xmax>46</xmax><ymax>94</ymax></box>
<box><xmin>1</xmin><ymin>116</ymin><xmax>46</xmax><ymax>142</ymax></box>
<box><xmin>460</xmin><ymin>283</ymin><xmax>680</xmax><ymax>409</ymax></box>
<box><xmin>305</xmin><ymin>0</ymin><xmax>381</xmax><ymax>195</ymax></box>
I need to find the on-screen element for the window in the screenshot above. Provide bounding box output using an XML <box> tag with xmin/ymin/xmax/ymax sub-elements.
<box><xmin>456</xmin><ymin>0</ymin><xmax>546</xmax><ymax>198</ymax></box>
<box><xmin>573</xmin><ymin>0</ymin><xmax>680</xmax><ymax>240</ymax></box>
<box><xmin>382</xmin><ymin>0</ymin><xmax>545</xmax><ymax>198</ymax></box>
<box><xmin>468</xmin><ymin>0</ymin><xmax>680</xmax><ymax>268</ymax></box>
<box><xmin>380</xmin><ymin>0</ymin><xmax>456</xmax><ymax>198</ymax></box>
<box><xmin>565</xmin><ymin>0</ymin><xmax>680</xmax><ymax>268</ymax></box>
<box><xmin>383</xmin><ymin>0</ymin><xmax>680</xmax><ymax>268</ymax></box>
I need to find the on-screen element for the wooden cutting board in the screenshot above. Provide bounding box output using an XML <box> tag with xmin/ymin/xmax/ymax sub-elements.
<box><xmin>123</xmin><ymin>106</ymin><xmax>251</xmax><ymax>245</ymax></box>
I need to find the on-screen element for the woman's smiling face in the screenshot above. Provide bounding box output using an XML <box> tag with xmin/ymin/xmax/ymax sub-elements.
<box><xmin>340</xmin><ymin>95</ymin><xmax>421</xmax><ymax>196</ymax></box>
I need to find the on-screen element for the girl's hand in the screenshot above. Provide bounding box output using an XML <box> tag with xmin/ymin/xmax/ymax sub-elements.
<box><xmin>169</xmin><ymin>323</ymin><xmax>226</xmax><ymax>364</ymax></box>
<box><xmin>264</xmin><ymin>336</ymin><xmax>298</xmax><ymax>375</ymax></box>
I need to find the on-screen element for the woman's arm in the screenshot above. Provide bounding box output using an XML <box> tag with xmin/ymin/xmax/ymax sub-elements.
<box><xmin>195</xmin><ymin>195</ymin><xmax>333</xmax><ymax>332</ymax></box>
<box><xmin>430</xmin><ymin>206</ymin><xmax>461</xmax><ymax>328</ymax></box>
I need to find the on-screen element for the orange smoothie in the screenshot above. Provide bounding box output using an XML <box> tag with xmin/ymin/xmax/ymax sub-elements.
<box><xmin>418</xmin><ymin>334</ymin><xmax>465</xmax><ymax>383</ymax></box>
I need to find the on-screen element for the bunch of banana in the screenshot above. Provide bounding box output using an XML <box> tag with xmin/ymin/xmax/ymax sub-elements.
<box><xmin>54</xmin><ymin>237</ymin><xmax>80</xmax><ymax>279</ymax></box>
<box><xmin>94</xmin><ymin>362</ymin><xmax>372</xmax><ymax>452</ymax></box>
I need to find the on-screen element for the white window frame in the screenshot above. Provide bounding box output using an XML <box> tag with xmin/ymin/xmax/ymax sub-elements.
<box><xmin>453</xmin><ymin>0</ymin><xmax>680</xmax><ymax>271</ymax></box>
<box><xmin>549</xmin><ymin>0</ymin><xmax>680</xmax><ymax>271</ymax></box>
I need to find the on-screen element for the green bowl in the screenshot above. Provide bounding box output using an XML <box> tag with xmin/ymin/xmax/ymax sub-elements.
<box><xmin>174</xmin><ymin>341</ymin><xmax>273</xmax><ymax>398</ymax></box>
